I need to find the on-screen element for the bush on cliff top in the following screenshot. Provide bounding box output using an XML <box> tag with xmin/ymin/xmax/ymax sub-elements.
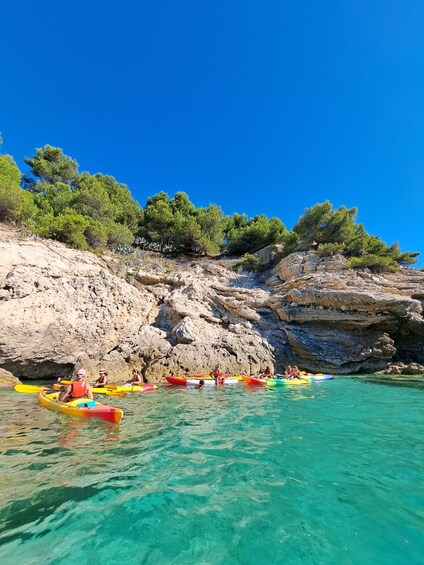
<box><xmin>0</xmin><ymin>143</ymin><xmax>419</xmax><ymax>270</ymax></box>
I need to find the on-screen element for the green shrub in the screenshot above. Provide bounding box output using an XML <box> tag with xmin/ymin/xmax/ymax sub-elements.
<box><xmin>0</xmin><ymin>155</ymin><xmax>25</xmax><ymax>222</ymax></box>
<box><xmin>232</xmin><ymin>253</ymin><xmax>265</xmax><ymax>272</ymax></box>
<box><xmin>50</xmin><ymin>211</ymin><xmax>89</xmax><ymax>249</ymax></box>
<box><xmin>84</xmin><ymin>219</ymin><xmax>108</xmax><ymax>250</ymax></box>
<box><xmin>347</xmin><ymin>254</ymin><xmax>399</xmax><ymax>273</ymax></box>
<box><xmin>106</xmin><ymin>221</ymin><xmax>135</xmax><ymax>250</ymax></box>
<box><xmin>316</xmin><ymin>242</ymin><xmax>344</xmax><ymax>256</ymax></box>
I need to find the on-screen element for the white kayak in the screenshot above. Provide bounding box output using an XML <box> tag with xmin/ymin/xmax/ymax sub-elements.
<box><xmin>186</xmin><ymin>377</ymin><xmax>239</xmax><ymax>387</ymax></box>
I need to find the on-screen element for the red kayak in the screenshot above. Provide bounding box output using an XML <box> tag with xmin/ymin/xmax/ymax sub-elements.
<box><xmin>165</xmin><ymin>375</ymin><xmax>187</xmax><ymax>386</ymax></box>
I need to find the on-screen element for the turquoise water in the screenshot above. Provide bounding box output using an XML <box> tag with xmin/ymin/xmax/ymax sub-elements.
<box><xmin>1</xmin><ymin>377</ymin><xmax>424</xmax><ymax>564</ymax></box>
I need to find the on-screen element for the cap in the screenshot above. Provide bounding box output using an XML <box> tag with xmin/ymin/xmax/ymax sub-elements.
<box><xmin>76</xmin><ymin>369</ymin><xmax>86</xmax><ymax>378</ymax></box>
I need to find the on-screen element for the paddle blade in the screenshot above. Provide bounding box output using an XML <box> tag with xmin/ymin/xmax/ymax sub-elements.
<box><xmin>105</xmin><ymin>390</ymin><xmax>127</xmax><ymax>397</ymax></box>
<box><xmin>105</xmin><ymin>384</ymin><xmax>118</xmax><ymax>390</ymax></box>
<box><xmin>15</xmin><ymin>384</ymin><xmax>44</xmax><ymax>394</ymax></box>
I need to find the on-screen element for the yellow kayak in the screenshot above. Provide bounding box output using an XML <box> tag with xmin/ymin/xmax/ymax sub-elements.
<box><xmin>103</xmin><ymin>384</ymin><xmax>157</xmax><ymax>393</ymax></box>
<box><xmin>38</xmin><ymin>392</ymin><xmax>123</xmax><ymax>424</ymax></box>
<box><xmin>267</xmin><ymin>378</ymin><xmax>311</xmax><ymax>387</ymax></box>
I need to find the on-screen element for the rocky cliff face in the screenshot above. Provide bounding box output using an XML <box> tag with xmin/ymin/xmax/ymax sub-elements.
<box><xmin>0</xmin><ymin>225</ymin><xmax>423</xmax><ymax>381</ymax></box>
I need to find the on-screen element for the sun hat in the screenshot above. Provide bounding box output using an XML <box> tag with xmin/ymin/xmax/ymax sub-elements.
<box><xmin>99</xmin><ymin>369</ymin><xmax>106</xmax><ymax>374</ymax></box>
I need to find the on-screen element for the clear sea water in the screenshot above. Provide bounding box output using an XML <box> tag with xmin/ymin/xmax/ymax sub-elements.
<box><xmin>0</xmin><ymin>376</ymin><xmax>423</xmax><ymax>565</ymax></box>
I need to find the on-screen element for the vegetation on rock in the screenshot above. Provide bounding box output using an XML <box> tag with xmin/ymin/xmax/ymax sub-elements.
<box><xmin>0</xmin><ymin>143</ymin><xmax>419</xmax><ymax>271</ymax></box>
<box><xmin>232</xmin><ymin>253</ymin><xmax>265</xmax><ymax>272</ymax></box>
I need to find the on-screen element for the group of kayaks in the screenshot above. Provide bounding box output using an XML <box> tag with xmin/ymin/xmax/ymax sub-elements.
<box><xmin>16</xmin><ymin>372</ymin><xmax>334</xmax><ymax>425</ymax></box>
<box><xmin>165</xmin><ymin>373</ymin><xmax>334</xmax><ymax>387</ymax></box>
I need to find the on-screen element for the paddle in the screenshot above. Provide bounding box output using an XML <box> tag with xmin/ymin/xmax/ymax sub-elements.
<box><xmin>105</xmin><ymin>383</ymin><xmax>140</xmax><ymax>391</ymax></box>
<box><xmin>14</xmin><ymin>384</ymin><xmax>48</xmax><ymax>394</ymax></box>
<box><xmin>105</xmin><ymin>390</ymin><xmax>127</xmax><ymax>397</ymax></box>
<box><xmin>15</xmin><ymin>382</ymin><xmax>124</xmax><ymax>400</ymax></box>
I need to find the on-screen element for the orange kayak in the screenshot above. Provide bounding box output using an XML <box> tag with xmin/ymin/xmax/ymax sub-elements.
<box><xmin>242</xmin><ymin>375</ymin><xmax>268</xmax><ymax>386</ymax></box>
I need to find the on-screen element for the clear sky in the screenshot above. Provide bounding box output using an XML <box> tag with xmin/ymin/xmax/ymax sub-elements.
<box><xmin>1</xmin><ymin>1</ymin><xmax>423</xmax><ymax>265</ymax></box>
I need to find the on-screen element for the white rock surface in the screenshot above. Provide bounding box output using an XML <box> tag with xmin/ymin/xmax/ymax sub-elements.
<box><xmin>0</xmin><ymin>225</ymin><xmax>423</xmax><ymax>380</ymax></box>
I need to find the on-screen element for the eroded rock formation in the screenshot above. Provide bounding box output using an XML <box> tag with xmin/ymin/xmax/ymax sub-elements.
<box><xmin>0</xmin><ymin>225</ymin><xmax>423</xmax><ymax>381</ymax></box>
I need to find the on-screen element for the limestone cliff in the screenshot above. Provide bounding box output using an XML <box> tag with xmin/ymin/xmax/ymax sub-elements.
<box><xmin>0</xmin><ymin>225</ymin><xmax>423</xmax><ymax>381</ymax></box>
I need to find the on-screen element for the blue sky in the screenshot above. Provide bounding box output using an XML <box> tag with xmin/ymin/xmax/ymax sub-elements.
<box><xmin>1</xmin><ymin>1</ymin><xmax>423</xmax><ymax>264</ymax></box>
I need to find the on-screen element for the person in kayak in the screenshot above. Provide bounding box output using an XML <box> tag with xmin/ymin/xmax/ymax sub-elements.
<box><xmin>195</xmin><ymin>379</ymin><xmax>205</xmax><ymax>389</ymax></box>
<box><xmin>259</xmin><ymin>366</ymin><xmax>273</xmax><ymax>379</ymax></box>
<box><xmin>127</xmin><ymin>368</ymin><xmax>142</xmax><ymax>385</ymax></box>
<box><xmin>94</xmin><ymin>369</ymin><xmax>108</xmax><ymax>387</ymax></box>
<box><xmin>59</xmin><ymin>369</ymin><xmax>93</xmax><ymax>402</ymax></box>
<box><xmin>284</xmin><ymin>365</ymin><xmax>293</xmax><ymax>379</ymax></box>
<box><xmin>211</xmin><ymin>364</ymin><xmax>222</xmax><ymax>385</ymax></box>
<box><xmin>290</xmin><ymin>366</ymin><xmax>302</xmax><ymax>380</ymax></box>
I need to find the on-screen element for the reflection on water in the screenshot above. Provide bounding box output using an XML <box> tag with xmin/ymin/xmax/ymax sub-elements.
<box><xmin>1</xmin><ymin>379</ymin><xmax>424</xmax><ymax>564</ymax></box>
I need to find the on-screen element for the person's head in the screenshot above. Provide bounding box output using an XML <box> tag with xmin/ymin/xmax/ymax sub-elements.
<box><xmin>199</xmin><ymin>379</ymin><xmax>205</xmax><ymax>386</ymax></box>
<box><xmin>99</xmin><ymin>369</ymin><xmax>107</xmax><ymax>377</ymax></box>
<box><xmin>75</xmin><ymin>368</ymin><xmax>86</xmax><ymax>380</ymax></box>
<box><xmin>215</xmin><ymin>364</ymin><xmax>219</xmax><ymax>369</ymax></box>
<box><xmin>132</xmin><ymin>368</ymin><xmax>138</xmax><ymax>375</ymax></box>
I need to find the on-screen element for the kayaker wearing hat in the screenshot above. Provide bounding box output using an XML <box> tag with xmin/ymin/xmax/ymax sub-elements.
<box><xmin>94</xmin><ymin>369</ymin><xmax>108</xmax><ymax>387</ymax></box>
<box><xmin>58</xmin><ymin>369</ymin><xmax>93</xmax><ymax>403</ymax></box>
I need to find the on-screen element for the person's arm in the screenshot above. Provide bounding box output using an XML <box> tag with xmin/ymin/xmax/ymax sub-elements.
<box><xmin>86</xmin><ymin>384</ymin><xmax>94</xmax><ymax>400</ymax></box>
<box><xmin>58</xmin><ymin>384</ymin><xmax>71</xmax><ymax>402</ymax></box>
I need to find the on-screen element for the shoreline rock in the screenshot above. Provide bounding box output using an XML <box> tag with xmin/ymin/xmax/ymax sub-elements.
<box><xmin>0</xmin><ymin>224</ymin><xmax>423</xmax><ymax>381</ymax></box>
<box><xmin>375</xmin><ymin>362</ymin><xmax>424</xmax><ymax>375</ymax></box>
<box><xmin>0</xmin><ymin>368</ymin><xmax>21</xmax><ymax>388</ymax></box>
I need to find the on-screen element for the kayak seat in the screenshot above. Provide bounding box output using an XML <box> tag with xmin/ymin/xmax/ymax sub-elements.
<box><xmin>76</xmin><ymin>400</ymin><xmax>96</xmax><ymax>408</ymax></box>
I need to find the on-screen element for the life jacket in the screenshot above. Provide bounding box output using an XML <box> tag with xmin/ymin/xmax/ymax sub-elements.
<box><xmin>131</xmin><ymin>374</ymin><xmax>141</xmax><ymax>383</ymax></box>
<box><xmin>97</xmin><ymin>376</ymin><xmax>107</xmax><ymax>386</ymax></box>
<box><xmin>213</xmin><ymin>369</ymin><xmax>222</xmax><ymax>378</ymax></box>
<box><xmin>70</xmin><ymin>380</ymin><xmax>87</xmax><ymax>399</ymax></box>
<box><xmin>218</xmin><ymin>377</ymin><xmax>225</xmax><ymax>385</ymax></box>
